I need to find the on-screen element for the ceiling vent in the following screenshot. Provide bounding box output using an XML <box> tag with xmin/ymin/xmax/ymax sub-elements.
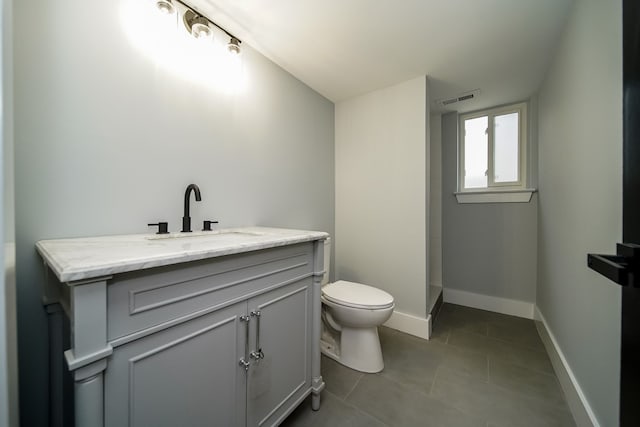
<box><xmin>435</xmin><ymin>89</ymin><xmax>480</xmax><ymax>108</ymax></box>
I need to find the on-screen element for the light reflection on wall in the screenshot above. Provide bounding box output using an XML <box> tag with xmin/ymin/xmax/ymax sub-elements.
<box><xmin>120</xmin><ymin>0</ymin><xmax>248</xmax><ymax>94</ymax></box>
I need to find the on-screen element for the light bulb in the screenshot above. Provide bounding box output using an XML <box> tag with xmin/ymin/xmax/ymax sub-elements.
<box><xmin>192</xmin><ymin>22</ymin><xmax>211</xmax><ymax>39</ymax></box>
<box><xmin>184</xmin><ymin>10</ymin><xmax>212</xmax><ymax>40</ymax></box>
<box><xmin>227</xmin><ymin>37</ymin><xmax>241</xmax><ymax>55</ymax></box>
<box><xmin>156</xmin><ymin>0</ymin><xmax>175</xmax><ymax>15</ymax></box>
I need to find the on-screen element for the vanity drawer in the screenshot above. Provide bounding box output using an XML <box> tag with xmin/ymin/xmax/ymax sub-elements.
<box><xmin>107</xmin><ymin>242</ymin><xmax>314</xmax><ymax>341</ymax></box>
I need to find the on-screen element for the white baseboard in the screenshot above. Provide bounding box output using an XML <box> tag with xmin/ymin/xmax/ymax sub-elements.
<box><xmin>383</xmin><ymin>310</ymin><xmax>431</xmax><ymax>340</ymax></box>
<box><xmin>534</xmin><ymin>307</ymin><xmax>599</xmax><ymax>427</ymax></box>
<box><xmin>443</xmin><ymin>288</ymin><xmax>535</xmax><ymax>319</ymax></box>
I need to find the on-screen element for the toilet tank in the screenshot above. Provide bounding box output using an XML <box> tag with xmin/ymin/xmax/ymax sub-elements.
<box><xmin>322</xmin><ymin>238</ymin><xmax>331</xmax><ymax>286</ymax></box>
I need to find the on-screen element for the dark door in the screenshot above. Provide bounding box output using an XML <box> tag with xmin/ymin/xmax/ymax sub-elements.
<box><xmin>587</xmin><ymin>2</ymin><xmax>640</xmax><ymax>425</ymax></box>
<box><xmin>620</xmin><ymin>1</ymin><xmax>640</xmax><ymax>424</ymax></box>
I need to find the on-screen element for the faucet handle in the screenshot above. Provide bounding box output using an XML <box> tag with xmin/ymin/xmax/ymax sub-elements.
<box><xmin>203</xmin><ymin>220</ymin><xmax>219</xmax><ymax>231</ymax></box>
<box><xmin>148</xmin><ymin>222</ymin><xmax>169</xmax><ymax>234</ymax></box>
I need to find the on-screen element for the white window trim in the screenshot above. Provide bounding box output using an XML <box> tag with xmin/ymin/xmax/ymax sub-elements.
<box><xmin>458</xmin><ymin>102</ymin><xmax>531</xmax><ymax>203</ymax></box>
<box><xmin>454</xmin><ymin>188</ymin><xmax>537</xmax><ymax>204</ymax></box>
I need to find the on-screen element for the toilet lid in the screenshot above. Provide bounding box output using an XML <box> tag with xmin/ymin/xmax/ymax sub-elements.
<box><xmin>322</xmin><ymin>281</ymin><xmax>394</xmax><ymax>309</ymax></box>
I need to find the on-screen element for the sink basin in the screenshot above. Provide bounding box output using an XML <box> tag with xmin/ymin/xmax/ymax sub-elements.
<box><xmin>146</xmin><ymin>230</ymin><xmax>265</xmax><ymax>240</ymax></box>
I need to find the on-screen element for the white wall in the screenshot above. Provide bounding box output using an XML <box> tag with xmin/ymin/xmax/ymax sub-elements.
<box><xmin>335</xmin><ymin>76</ymin><xmax>428</xmax><ymax>325</ymax></box>
<box><xmin>14</xmin><ymin>1</ymin><xmax>335</xmax><ymax>425</ymax></box>
<box><xmin>429</xmin><ymin>114</ymin><xmax>442</xmax><ymax>289</ymax></box>
<box><xmin>537</xmin><ymin>0</ymin><xmax>622</xmax><ymax>425</ymax></box>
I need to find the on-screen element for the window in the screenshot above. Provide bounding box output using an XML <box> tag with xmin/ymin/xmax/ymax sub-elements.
<box><xmin>457</xmin><ymin>102</ymin><xmax>534</xmax><ymax>203</ymax></box>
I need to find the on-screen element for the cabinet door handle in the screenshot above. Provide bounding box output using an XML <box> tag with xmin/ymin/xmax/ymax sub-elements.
<box><xmin>238</xmin><ymin>359</ymin><xmax>250</xmax><ymax>372</ymax></box>
<box><xmin>239</xmin><ymin>314</ymin><xmax>251</xmax><ymax>371</ymax></box>
<box><xmin>250</xmin><ymin>310</ymin><xmax>264</xmax><ymax>360</ymax></box>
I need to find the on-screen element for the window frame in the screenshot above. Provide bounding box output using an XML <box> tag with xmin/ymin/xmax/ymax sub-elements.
<box><xmin>458</xmin><ymin>102</ymin><xmax>528</xmax><ymax>193</ymax></box>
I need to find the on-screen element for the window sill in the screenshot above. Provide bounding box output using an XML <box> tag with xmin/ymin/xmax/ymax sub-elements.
<box><xmin>454</xmin><ymin>188</ymin><xmax>537</xmax><ymax>204</ymax></box>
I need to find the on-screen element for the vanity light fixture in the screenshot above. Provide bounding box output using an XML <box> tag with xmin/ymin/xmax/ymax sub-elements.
<box><xmin>156</xmin><ymin>0</ymin><xmax>175</xmax><ymax>15</ymax></box>
<box><xmin>154</xmin><ymin>0</ymin><xmax>242</xmax><ymax>54</ymax></box>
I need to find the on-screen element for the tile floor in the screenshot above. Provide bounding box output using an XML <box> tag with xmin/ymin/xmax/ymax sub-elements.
<box><xmin>281</xmin><ymin>303</ymin><xmax>575</xmax><ymax>427</ymax></box>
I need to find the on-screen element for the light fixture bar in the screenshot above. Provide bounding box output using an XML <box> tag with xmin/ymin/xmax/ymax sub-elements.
<box><xmin>171</xmin><ymin>0</ymin><xmax>242</xmax><ymax>44</ymax></box>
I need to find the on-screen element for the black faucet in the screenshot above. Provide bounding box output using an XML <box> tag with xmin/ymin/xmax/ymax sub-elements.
<box><xmin>182</xmin><ymin>184</ymin><xmax>202</xmax><ymax>232</ymax></box>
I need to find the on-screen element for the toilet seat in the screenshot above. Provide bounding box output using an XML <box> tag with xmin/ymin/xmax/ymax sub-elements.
<box><xmin>322</xmin><ymin>280</ymin><xmax>394</xmax><ymax>310</ymax></box>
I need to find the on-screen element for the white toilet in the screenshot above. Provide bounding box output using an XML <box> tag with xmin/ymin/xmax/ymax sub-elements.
<box><xmin>320</xmin><ymin>239</ymin><xmax>395</xmax><ymax>373</ymax></box>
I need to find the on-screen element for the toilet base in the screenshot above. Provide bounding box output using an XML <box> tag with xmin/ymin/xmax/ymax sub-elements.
<box><xmin>320</xmin><ymin>326</ymin><xmax>384</xmax><ymax>373</ymax></box>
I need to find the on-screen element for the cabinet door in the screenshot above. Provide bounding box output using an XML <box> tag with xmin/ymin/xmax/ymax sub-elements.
<box><xmin>105</xmin><ymin>303</ymin><xmax>247</xmax><ymax>427</ymax></box>
<box><xmin>246</xmin><ymin>279</ymin><xmax>312</xmax><ymax>426</ymax></box>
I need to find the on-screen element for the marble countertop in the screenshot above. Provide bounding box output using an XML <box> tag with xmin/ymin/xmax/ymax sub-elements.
<box><xmin>36</xmin><ymin>227</ymin><xmax>329</xmax><ymax>283</ymax></box>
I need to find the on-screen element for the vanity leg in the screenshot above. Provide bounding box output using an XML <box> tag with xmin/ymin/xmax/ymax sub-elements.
<box><xmin>311</xmin><ymin>393</ymin><xmax>321</xmax><ymax>411</ymax></box>
<box><xmin>73</xmin><ymin>360</ymin><xmax>107</xmax><ymax>427</ymax></box>
<box><xmin>66</xmin><ymin>278</ymin><xmax>112</xmax><ymax>427</ymax></box>
<box><xmin>311</xmin><ymin>240</ymin><xmax>326</xmax><ymax>411</ymax></box>
<box><xmin>75</xmin><ymin>373</ymin><xmax>104</xmax><ymax>427</ymax></box>
<box><xmin>311</xmin><ymin>379</ymin><xmax>323</xmax><ymax>411</ymax></box>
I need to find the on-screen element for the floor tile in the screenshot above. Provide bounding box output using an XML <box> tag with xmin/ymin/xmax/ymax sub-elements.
<box><xmin>347</xmin><ymin>373</ymin><xmax>484</xmax><ymax>427</ymax></box>
<box><xmin>377</xmin><ymin>326</ymin><xmax>398</xmax><ymax>348</ymax></box>
<box><xmin>439</xmin><ymin>303</ymin><xmax>457</xmax><ymax>316</ymax></box>
<box><xmin>321</xmin><ymin>355</ymin><xmax>363</xmax><ymax>399</ymax></box>
<box><xmin>489</xmin><ymin>343</ymin><xmax>554</xmax><ymax>375</ymax></box>
<box><xmin>429</xmin><ymin>319</ymin><xmax>450</xmax><ymax>344</ymax></box>
<box><xmin>488</xmin><ymin>359</ymin><xmax>566</xmax><ymax>407</ymax></box>
<box><xmin>280</xmin><ymin>391</ymin><xmax>388</xmax><ymax>427</ymax></box>
<box><xmin>447</xmin><ymin>330</ymin><xmax>554</xmax><ymax>374</ymax></box>
<box><xmin>378</xmin><ymin>329</ymin><xmax>440</xmax><ymax>394</ymax></box>
<box><xmin>283</xmin><ymin>304</ymin><xmax>575</xmax><ymax>427</ymax></box>
<box><xmin>431</xmin><ymin>369</ymin><xmax>575</xmax><ymax>427</ymax></box>
<box><xmin>447</xmin><ymin>304</ymin><xmax>501</xmax><ymax>323</ymax></box>
<box><xmin>380</xmin><ymin>326</ymin><xmax>488</xmax><ymax>392</ymax></box>
<box><xmin>436</xmin><ymin>309</ymin><xmax>489</xmax><ymax>336</ymax></box>
<box><xmin>487</xmin><ymin>320</ymin><xmax>545</xmax><ymax>351</ymax></box>
<box><xmin>430</xmin><ymin>342</ymin><xmax>489</xmax><ymax>382</ymax></box>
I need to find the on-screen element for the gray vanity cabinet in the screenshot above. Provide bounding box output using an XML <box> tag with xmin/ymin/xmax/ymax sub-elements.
<box><xmin>246</xmin><ymin>281</ymin><xmax>312</xmax><ymax>426</ymax></box>
<box><xmin>104</xmin><ymin>303</ymin><xmax>248</xmax><ymax>427</ymax></box>
<box><xmin>39</xmin><ymin>233</ymin><xmax>326</xmax><ymax>427</ymax></box>
<box><xmin>104</xmin><ymin>279</ymin><xmax>312</xmax><ymax>427</ymax></box>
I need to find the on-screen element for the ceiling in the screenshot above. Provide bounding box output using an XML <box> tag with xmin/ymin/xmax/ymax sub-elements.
<box><xmin>189</xmin><ymin>0</ymin><xmax>573</xmax><ymax>111</ymax></box>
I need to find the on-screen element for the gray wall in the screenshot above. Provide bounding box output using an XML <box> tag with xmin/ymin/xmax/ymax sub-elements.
<box><xmin>442</xmin><ymin>113</ymin><xmax>538</xmax><ymax>303</ymax></box>
<box><xmin>14</xmin><ymin>1</ymin><xmax>335</xmax><ymax>425</ymax></box>
<box><xmin>335</xmin><ymin>76</ymin><xmax>428</xmax><ymax>319</ymax></box>
<box><xmin>2</xmin><ymin>0</ymin><xmax>18</xmax><ymax>424</ymax></box>
<box><xmin>536</xmin><ymin>0</ymin><xmax>622</xmax><ymax>424</ymax></box>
